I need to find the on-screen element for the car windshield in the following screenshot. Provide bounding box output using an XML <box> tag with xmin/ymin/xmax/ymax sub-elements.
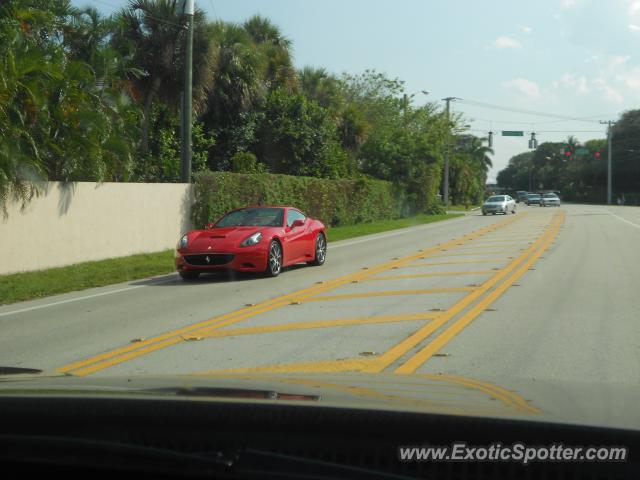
<box><xmin>215</xmin><ymin>208</ymin><xmax>284</xmax><ymax>227</ymax></box>
<box><xmin>544</xmin><ymin>194</ymin><xmax>558</xmax><ymax>198</ymax></box>
<box><xmin>486</xmin><ymin>196</ymin><xmax>506</xmax><ymax>202</ymax></box>
<box><xmin>528</xmin><ymin>194</ymin><xmax>541</xmax><ymax>198</ymax></box>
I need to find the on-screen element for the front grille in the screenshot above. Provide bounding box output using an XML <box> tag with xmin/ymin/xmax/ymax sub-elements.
<box><xmin>184</xmin><ymin>254</ymin><xmax>234</xmax><ymax>266</ymax></box>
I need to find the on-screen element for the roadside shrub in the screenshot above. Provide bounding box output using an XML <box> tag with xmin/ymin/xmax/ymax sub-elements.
<box><xmin>230</xmin><ymin>151</ymin><xmax>267</xmax><ymax>174</ymax></box>
<box><xmin>192</xmin><ymin>171</ymin><xmax>401</xmax><ymax>228</ymax></box>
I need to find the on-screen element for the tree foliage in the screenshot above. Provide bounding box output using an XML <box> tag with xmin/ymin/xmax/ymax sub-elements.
<box><xmin>1</xmin><ymin>0</ymin><xmax>490</xmax><ymax>217</ymax></box>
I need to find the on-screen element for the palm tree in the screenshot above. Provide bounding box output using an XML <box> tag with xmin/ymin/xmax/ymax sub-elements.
<box><xmin>298</xmin><ymin>66</ymin><xmax>342</xmax><ymax>108</ymax></box>
<box><xmin>205</xmin><ymin>21</ymin><xmax>265</xmax><ymax>121</ymax></box>
<box><xmin>243</xmin><ymin>15</ymin><xmax>297</xmax><ymax>92</ymax></box>
<box><xmin>111</xmin><ymin>0</ymin><xmax>213</xmax><ymax>154</ymax></box>
<box><xmin>466</xmin><ymin>136</ymin><xmax>494</xmax><ymax>174</ymax></box>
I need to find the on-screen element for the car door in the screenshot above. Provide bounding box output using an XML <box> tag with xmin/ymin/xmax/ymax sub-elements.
<box><xmin>283</xmin><ymin>209</ymin><xmax>308</xmax><ymax>264</ymax></box>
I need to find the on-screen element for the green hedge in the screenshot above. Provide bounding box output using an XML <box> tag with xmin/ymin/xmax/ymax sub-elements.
<box><xmin>192</xmin><ymin>171</ymin><xmax>402</xmax><ymax>228</ymax></box>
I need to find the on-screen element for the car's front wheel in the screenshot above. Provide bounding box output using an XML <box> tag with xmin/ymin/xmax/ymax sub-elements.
<box><xmin>265</xmin><ymin>240</ymin><xmax>283</xmax><ymax>277</ymax></box>
<box><xmin>308</xmin><ymin>232</ymin><xmax>327</xmax><ymax>266</ymax></box>
<box><xmin>179</xmin><ymin>270</ymin><xmax>200</xmax><ymax>280</ymax></box>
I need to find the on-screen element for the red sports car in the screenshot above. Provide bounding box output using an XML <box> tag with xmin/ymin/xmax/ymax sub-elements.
<box><xmin>175</xmin><ymin>206</ymin><xmax>327</xmax><ymax>279</ymax></box>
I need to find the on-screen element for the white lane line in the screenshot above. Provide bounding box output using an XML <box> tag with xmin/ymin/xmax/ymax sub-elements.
<box><xmin>0</xmin><ymin>276</ymin><xmax>177</xmax><ymax>318</ymax></box>
<box><xmin>607</xmin><ymin>210</ymin><xmax>640</xmax><ymax>230</ymax></box>
<box><xmin>0</xmin><ymin>216</ymin><xmax>474</xmax><ymax>316</ymax></box>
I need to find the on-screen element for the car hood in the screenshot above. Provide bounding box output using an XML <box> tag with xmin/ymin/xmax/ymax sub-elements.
<box><xmin>483</xmin><ymin>201</ymin><xmax>506</xmax><ymax>205</ymax></box>
<box><xmin>0</xmin><ymin>371</ymin><xmax>638</xmax><ymax>432</ymax></box>
<box><xmin>188</xmin><ymin>227</ymin><xmax>272</xmax><ymax>250</ymax></box>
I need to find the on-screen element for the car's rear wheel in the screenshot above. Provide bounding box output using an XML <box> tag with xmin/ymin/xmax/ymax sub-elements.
<box><xmin>265</xmin><ymin>240</ymin><xmax>283</xmax><ymax>277</ymax></box>
<box><xmin>179</xmin><ymin>271</ymin><xmax>200</xmax><ymax>280</ymax></box>
<box><xmin>308</xmin><ymin>232</ymin><xmax>327</xmax><ymax>266</ymax></box>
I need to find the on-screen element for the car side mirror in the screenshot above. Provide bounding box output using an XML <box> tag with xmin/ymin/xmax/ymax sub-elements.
<box><xmin>206</xmin><ymin>223</ymin><xmax>214</xmax><ymax>229</ymax></box>
<box><xmin>291</xmin><ymin>219</ymin><xmax>305</xmax><ymax>228</ymax></box>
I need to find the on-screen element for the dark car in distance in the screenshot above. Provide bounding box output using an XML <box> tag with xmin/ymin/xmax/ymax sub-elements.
<box><xmin>525</xmin><ymin>193</ymin><xmax>542</xmax><ymax>205</ymax></box>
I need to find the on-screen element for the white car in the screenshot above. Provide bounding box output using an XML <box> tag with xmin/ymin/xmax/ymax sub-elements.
<box><xmin>482</xmin><ymin>195</ymin><xmax>517</xmax><ymax>215</ymax></box>
<box><xmin>540</xmin><ymin>193</ymin><xmax>561</xmax><ymax>207</ymax></box>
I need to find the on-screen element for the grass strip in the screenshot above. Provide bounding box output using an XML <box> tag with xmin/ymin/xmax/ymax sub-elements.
<box><xmin>1</xmin><ymin>213</ymin><xmax>462</xmax><ymax>305</ymax></box>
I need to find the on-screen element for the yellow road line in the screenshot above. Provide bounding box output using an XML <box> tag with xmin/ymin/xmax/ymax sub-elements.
<box><xmin>303</xmin><ymin>287</ymin><xmax>476</xmax><ymax>302</ymax></box>
<box><xmin>189</xmin><ymin>372</ymin><xmax>539</xmax><ymax>415</ymax></box>
<box><xmin>419</xmin><ymin>374</ymin><xmax>541</xmax><ymax>414</ymax></box>
<box><xmin>364</xmin><ymin>270</ymin><xmax>497</xmax><ymax>282</ymax></box>
<box><xmin>398</xmin><ymin>260</ymin><xmax>503</xmax><ymax>267</ymax></box>
<box><xmin>394</xmin><ymin>213</ymin><xmax>564</xmax><ymax>374</ymax></box>
<box><xmin>58</xmin><ymin>214</ymin><xmax>523</xmax><ymax>376</ymax></box>
<box><xmin>196</xmin><ymin>358</ymin><xmax>372</xmax><ymax>375</ymax></box>
<box><xmin>430</xmin><ymin>250</ymin><xmax>521</xmax><ymax>257</ymax></box>
<box><xmin>202</xmin><ymin>312</ymin><xmax>439</xmax><ymax>338</ymax></box>
<box><xmin>361</xmin><ymin>212</ymin><xmax>563</xmax><ymax>374</ymax></box>
<box><xmin>450</xmin><ymin>244</ymin><xmax>529</xmax><ymax>251</ymax></box>
<box><xmin>466</xmin><ymin>241</ymin><xmax>530</xmax><ymax>246</ymax></box>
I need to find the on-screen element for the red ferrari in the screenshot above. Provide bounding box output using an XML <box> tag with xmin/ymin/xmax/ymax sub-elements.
<box><xmin>175</xmin><ymin>206</ymin><xmax>327</xmax><ymax>279</ymax></box>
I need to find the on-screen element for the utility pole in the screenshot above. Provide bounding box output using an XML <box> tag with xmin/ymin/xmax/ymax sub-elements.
<box><xmin>442</xmin><ymin>97</ymin><xmax>459</xmax><ymax>206</ymax></box>
<box><xmin>600</xmin><ymin>120</ymin><xmax>615</xmax><ymax>205</ymax></box>
<box><xmin>180</xmin><ymin>0</ymin><xmax>194</xmax><ymax>183</ymax></box>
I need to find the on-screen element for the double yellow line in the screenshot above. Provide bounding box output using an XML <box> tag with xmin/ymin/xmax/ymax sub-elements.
<box><xmin>364</xmin><ymin>211</ymin><xmax>564</xmax><ymax>375</ymax></box>
<box><xmin>58</xmin><ymin>214</ymin><xmax>522</xmax><ymax>376</ymax></box>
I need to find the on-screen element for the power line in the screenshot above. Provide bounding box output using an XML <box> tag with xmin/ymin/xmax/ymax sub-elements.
<box><xmin>467</xmin><ymin>116</ymin><xmax>612</xmax><ymax>128</ymax></box>
<box><xmin>457</xmin><ymin>98</ymin><xmax>613</xmax><ymax>124</ymax></box>
<box><xmin>468</xmin><ymin>128</ymin><xmax>603</xmax><ymax>134</ymax></box>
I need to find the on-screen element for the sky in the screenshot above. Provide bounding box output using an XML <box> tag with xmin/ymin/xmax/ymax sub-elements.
<box><xmin>77</xmin><ymin>0</ymin><xmax>640</xmax><ymax>181</ymax></box>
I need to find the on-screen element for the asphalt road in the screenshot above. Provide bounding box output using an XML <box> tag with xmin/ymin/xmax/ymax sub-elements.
<box><xmin>2</xmin><ymin>203</ymin><xmax>640</xmax><ymax>388</ymax></box>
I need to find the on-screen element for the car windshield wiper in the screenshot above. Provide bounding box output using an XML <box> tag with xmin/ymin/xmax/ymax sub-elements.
<box><xmin>143</xmin><ymin>386</ymin><xmax>321</xmax><ymax>402</ymax></box>
<box><xmin>0</xmin><ymin>366</ymin><xmax>42</xmax><ymax>376</ymax></box>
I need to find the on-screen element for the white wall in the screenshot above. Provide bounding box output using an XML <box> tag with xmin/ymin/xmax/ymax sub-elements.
<box><xmin>0</xmin><ymin>182</ymin><xmax>193</xmax><ymax>275</ymax></box>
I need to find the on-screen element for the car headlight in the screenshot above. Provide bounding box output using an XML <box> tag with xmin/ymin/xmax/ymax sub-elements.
<box><xmin>240</xmin><ymin>232</ymin><xmax>262</xmax><ymax>247</ymax></box>
<box><xmin>178</xmin><ymin>234</ymin><xmax>188</xmax><ymax>249</ymax></box>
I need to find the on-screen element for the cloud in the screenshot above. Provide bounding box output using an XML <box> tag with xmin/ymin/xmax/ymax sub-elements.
<box><xmin>558</xmin><ymin>73</ymin><xmax>590</xmax><ymax>94</ymax></box>
<box><xmin>629</xmin><ymin>24</ymin><xmax>640</xmax><ymax>31</ymax></box>
<box><xmin>593</xmin><ymin>78</ymin><xmax>624</xmax><ymax>104</ymax></box>
<box><xmin>615</xmin><ymin>66</ymin><xmax>640</xmax><ymax>90</ymax></box>
<box><xmin>609</xmin><ymin>55</ymin><xmax>631</xmax><ymax>69</ymax></box>
<box><xmin>629</xmin><ymin>1</ymin><xmax>640</xmax><ymax>16</ymax></box>
<box><xmin>604</xmin><ymin>86</ymin><xmax>624</xmax><ymax>103</ymax></box>
<box><xmin>503</xmin><ymin>78</ymin><xmax>541</xmax><ymax>98</ymax></box>
<box><xmin>520</xmin><ymin>25</ymin><xmax>533</xmax><ymax>35</ymax></box>
<box><xmin>560</xmin><ymin>0</ymin><xmax>577</xmax><ymax>9</ymax></box>
<box><xmin>584</xmin><ymin>53</ymin><xmax>600</xmax><ymax>64</ymax></box>
<box><xmin>494</xmin><ymin>36</ymin><xmax>522</xmax><ymax>49</ymax></box>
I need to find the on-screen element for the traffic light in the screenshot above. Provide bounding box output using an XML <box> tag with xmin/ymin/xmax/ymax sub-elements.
<box><xmin>488</xmin><ymin>131</ymin><xmax>493</xmax><ymax>148</ymax></box>
<box><xmin>528</xmin><ymin>132</ymin><xmax>538</xmax><ymax>149</ymax></box>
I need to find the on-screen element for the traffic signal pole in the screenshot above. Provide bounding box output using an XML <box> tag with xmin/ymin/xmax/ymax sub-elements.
<box><xmin>442</xmin><ymin>97</ymin><xmax>459</xmax><ymax>206</ymax></box>
<box><xmin>180</xmin><ymin>0</ymin><xmax>194</xmax><ymax>183</ymax></box>
<box><xmin>600</xmin><ymin>120</ymin><xmax>614</xmax><ymax>205</ymax></box>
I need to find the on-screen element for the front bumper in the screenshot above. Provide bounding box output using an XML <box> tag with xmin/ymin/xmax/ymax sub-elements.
<box><xmin>175</xmin><ymin>247</ymin><xmax>268</xmax><ymax>273</ymax></box>
<box><xmin>482</xmin><ymin>205</ymin><xmax>508</xmax><ymax>214</ymax></box>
